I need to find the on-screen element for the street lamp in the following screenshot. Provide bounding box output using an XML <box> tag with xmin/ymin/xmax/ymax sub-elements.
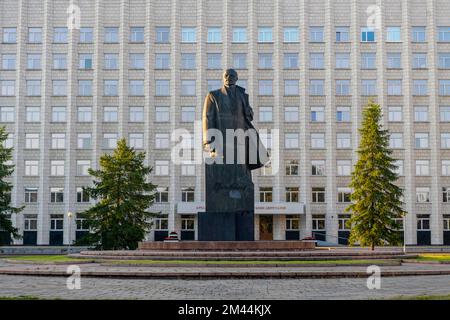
<box><xmin>403</xmin><ymin>213</ymin><xmax>407</xmax><ymax>254</ymax></box>
<box><xmin>67</xmin><ymin>211</ymin><xmax>73</xmax><ymax>254</ymax></box>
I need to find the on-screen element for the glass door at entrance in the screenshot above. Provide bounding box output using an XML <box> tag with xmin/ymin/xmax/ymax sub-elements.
<box><xmin>259</xmin><ymin>215</ymin><xmax>273</xmax><ymax>240</ymax></box>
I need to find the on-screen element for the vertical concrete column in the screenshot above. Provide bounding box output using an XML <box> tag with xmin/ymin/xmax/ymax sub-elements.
<box><xmin>376</xmin><ymin>0</ymin><xmax>386</xmax><ymax>126</ymax></box>
<box><xmin>273</xmin><ymin>0</ymin><xmax>282</xmax><ymax>203</ymax></box>
<box><xmin>118</xmin><ymin>0</ymin><xmax>129</xmax><ymax>138</ymax></box>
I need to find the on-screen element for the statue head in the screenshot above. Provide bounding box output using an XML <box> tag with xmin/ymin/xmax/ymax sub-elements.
<box><xmin>223</xmin><ymin>68</ymin><xmax>238</xmax><ymax>87</ymax></box>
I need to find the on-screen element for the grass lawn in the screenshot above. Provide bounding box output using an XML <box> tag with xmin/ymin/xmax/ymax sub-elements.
<box><xmin>391</xmin><ymin>294</ymin><xmax>450</xmax><ymax>300</ymax></box>
<box><xmin>5</xmin><ymin>255</ymin><xmax>94</xmax><ymax>263</ymax></box>
<box><xmin>0</xmin><ymin>296</ymin><xmax>42</xmax><ymax>300</ymax></box>
<box><xmin>415</xmin><ymin>254</ymin><xmax>450</xmax><ymax>262</ymax></box>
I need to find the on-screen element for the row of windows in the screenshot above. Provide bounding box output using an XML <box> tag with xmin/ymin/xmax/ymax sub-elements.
<box><xmin>3</xmin><ymin>26</ymin><xmax>450</xmax><ymax>44</ymax></box>
<box><xmin>3</xmin><ymin>52</ymin><xmax>450</xmax><ymax>71</ymax></box>
<box><xmin>2</xmin><ymin>79</ymin><xmax>450</xmax><ymax>97</ymax></box>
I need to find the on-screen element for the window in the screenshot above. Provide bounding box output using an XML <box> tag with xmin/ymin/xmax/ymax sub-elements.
<box><xmin>181</xmin><ymin>163</ymin><xmax>195</xmax><ymax>176</ymax></box>
<box><xmin>387</xmin><ymin>53</ymin><xmax>402</xmax><ymax>68</ymax></box>
<box><xmin>53</xmin><ymin>27</ymin><xmax>68</xmax><ymax>43</ymax></box>
<box><xmin>416</xmin><ymin>188</ymin><xmax>430</xmax><ymax>203</ymax></box>
<box><xmin>310</xmin><ymin>53</ymin><xmax>324</xmax><ymax>69</ymax></box>
<box><xmin>311</xmin><ymin>133</ymin><xmax>325</xmax><ymax>149</ymax></box>
<box><xmin>232</xmin><ymin>53</ymin><xmax>247</xmax><ymax>69</ymax></box>
<box><xmin>286</xmin><ymin>187</ymin><xmax>299</xmax><ymax>203</ymax></box>
<box><xmin>258</xmin><ymin>53</ymin><xmax>273</xmax><ymax>69</ymax></box>
<box><xmin>155</xmin><ymin>187</ymin><xmax>169</xmax><ymax>203</ymax></box>
<box><xmin>311</xmin><ymin>160</ymin><xmax>325</xmax><ymax>176</ymax></box>
<box><xmin>285</xmin><ymin>133</ymin><xmax>299</xmax><ymax>149</ymax></box>
<box><xmin>310</xmin><ymin>26</ymin><xmax>324</xmax><ymax>42</ymax></box>
<box><xmin>177</xmin><ymin>107</ymin><xmax>194</xmax><ymax>123</ymax></box>
<box><xmin>181</xmin><ymin>53</ymin><xmax>196</xmax><ymax>69</ymax></box>
<box><xmin>361</xmin><ymin>52</ymin><xmax>376</xmax><ymax>69</ymax></box>
<box><xmin>129</xmin><ymin>80</ymin><xmax>144</xmax><ymax>96</ymax></box>
<box><xmin>181</xmin><ymin>27</ymin><xmax>196</xmax><ymax>43</ymax></box>
<box><xmin>413</xmin><ymin>53</ymin><xmax>427</xmax><ymax>69</ymax></box>
<box><xmin>258</xmin><ymin>27</ymin><xmax>273</xmax><ymax>42</ymax></box>
<box><xmin>51</xmin><ymin>107</ymin><xmax>66</xmax><ymax>122</ymax></box>
<box><xmin>414</xmin><ymin>106</ymin><xmax>428</xmax><ymax>122</ymax></box>
<box><xmin>338</xmin><ymin>215</ymin><xmax>351</xmax><ymax>231</ymax></box>
<box><xmin>442</xmin><ymin>160</ymin><xmax>450</xmax><ymax>176</ymax></box>
<box><xmin>337</xmin><ymin>133</ymin><xmax>351</xmax><ymax>149</ymax></box>
<box><xmin>311</xmin><ymin>106</ymin><xmax>325</xmax><ymax>122</ymax></box>
<box><xmin>445</xmin><ymin>216</ymin><xmax>450</xmax><ymax>231</ymax></box>
<box><xmin>1</xmin><ymin>81</ymin><xmax>15</xmax><ymax>96</ymax></box>
<box><xmin>104</xmin><ymin>54</ymin><xmax>119</xmax><ymax>70</ymax></box>
<box><xmin>286</xmin><ymin>215</ymin><xmax>300</xmax><ymax>230</ymax></box>
<box><xmin>335</xmin><ymin>53</ymin><xmax>350</xmax><ymax>69</ymax></box>
<box><xmin>361</xmin><ymin>79</ymin><xmax>377</xmax><ymax>96</ymax></box>
<box><xmin>441</xmin><ymin>106</ymin><xmax>450</xmax><ymax>122</ymax></box>
<box><xmin>77</xmin><ymin>187</ymin><xmax>90</xmax><ymax>203</ymax></box>
<box><xmin>103</xmin><ymin>133</ymin><xmax>118</xmax><ymax>149</ymax></box>
<box><xmin>413</xmin><ymin>80</ymin><xmax>428</xmax><ymax>96</ymax></box>
<box><xmin>181</xmin><ymin>80</ymin><xmax>196</xmax><ymax>96</ymax></box>
<box><xmin>154</xmin><ymin>53</ymin><xmax>170</xmax><ymax>69</ymax></box>
<box><xmin>207</xmin><ymin>53</ymin><xmax>222</xmax><ymax>69</ymax></box>
<box><xmin>3</xmin><ymin>27</ymin><xmax>17</xmax><ymax>43</ymax></box>
<box><xmin>310</xmin><ymin>80</ymin><xmax>324</xmax><ymax>96</ymax></box>
<box><xmin>337</xmin><ymin>160</ymin><xmax>352</xmax><ymax>176</ymax></box>
<box><xmin>103</xmin><ymin>107</ymin><xmax>118</xmax><ymax>122</ymax></box>
<box><xmin>386</xmin><ymin>26</ymin><xmax>401</xmax><ymax>42</ymax></box>
<box><xmin>25</xmin><ymin>188</ymin><xmax>38</xmax><ymax>203</ymax></box>
<box><xmin>337</xmin><ymin>106</ymin><xmax>351</xmax><ymax>122</ymax></box>
<box><xmin>104</xmin><ymin>27</ymin><xmax>119</xmax><ymax>43</ymax></box>
<box><xmin>284</xmin><ymin>80</ymin><xmax>299</xmax><ymax>96</ymax></box>
<box><xmin>286</xmin><ymin>160</ymin><xmax>299</xmax><ymax>176</ymax></box>
<box><xmin>312</xmin><ymin>215</ymin><xmax>326</xmax><ymax>231</ymax></box>
<box><xmin>285</xmin><ymin>106</ymin><xmax>299</xmax><ymax>122</ymax></box>
<box><xmin>388</xmin><ymin>80</ymin><xmax>402</xmax><ymax>96</ymax></box>
<box><xmin>77</xmin><ymin>133</ymin><xmax>92</xmax><ymax>149</ymax></box>
<box><xmin>284</xmin><ymin>27</ymin><xmax>299</xmax><ymax>42</ymax></box>
<box><xmin>77</xmin><ymin>106</ymin><xmax>92</xmax><ymax>122</ymax></box>
<box><xmin>260</xmin><ymin>132</ymin><xmax>272</xmax><ymax>149</ymax></box>
<box><xmin>393</xmin><ymin>160</ymin><xmax>404</xmax><ymax>176</ymax></box>
<box><xmin>389</xmin><ymin>133</ymin><xmax>403</xmax><ymax>149</ymax></box>
<box><xmin>259</xmin><ymin>106</ymin><xmax>273</xmax><ymax>122</ymax></box>
<box><xmin>155</xmin><ymin>161</ymin><xmax>169</xmax><ymax>176</ymax></box>
<box><xmin>155</xmin><ymin>106</ymin><xmax>170</xmax><ymax>122</ymax></box>
<box><xmin>51</xmin><ymin>133</ymin><xmax>66</xmax><ymax>149</ymax></box>
<box><xmin>130</xmin><ymin>27</ymin><xmax>144</xmax><ymax>42</ymax></box>
<box><xmin>336</xmin><ymin>80</ymin><xmax>350</xmax><ymax>95</ymax></box>
<box><xmin>53</xmin><ymin>54</ymin><xmax>67</xmax><ymax>69</ymax></box>
<box><xmin>76</xmin><ymin>160</ymin><xmax>91</xmax><ymax>176</ymax></box>
<box><xmin>130</xmin><ymin>53</ymin><xmax>145</xmax><ymax>69</ymax></box>
<box><xmin>50</xmin><ymin>188</ymin><xmax>64</xmax><ymax>203</ymax></box>
<box><xmin>52</xmin><ymin>80</ymin><xmax>67</xmax><ymax>96</ymax></box>
<box><xmin>438</xmin><ymin>27</ymin><xmax>450</xmax><ymax>42</ymax></box>
<box><xmin>259</xmin><ymin>187</ymin><xmax>273</xmax><ymax>202</ymax></box>
<box><xmin>258</xmin><ymin>80</ymin><xmax>273</xmax><ymax>95</ymax></box>
<box><xmin>284</xmin><ymin>53</ymin><xmax>299</xmax><ymax>69</ymax></box>
<box><xmin>104</xmin><ymin>80</ymin><xmax>118</xmax><ymax>96</ymax></box>
<box><xmin>153</xmin><ymin>215</ymin><xmax>168</xmax><ymax>230</ymax></box>
<box><xmin>412</xmin><ymin>27</ymin><xmax>426</xmax><ymax>42</ymax></box>
<box><xmin>25</xmin><ymin>133</ymin><xmax>39</xmax><ymax>149</ymax></box>
<box><xmin>155</xmin><ymin>133</ymin><xmax>170</xmax><ymax>149</ymax></box>
<box><xmin>27</xmin><ymin>80</ymin><xmax>41</xmax><ymax>96</ymax></box>
<box><xmin>338</xmin><ymin>188</ymin><xmax>352</xmax><ymax>203</ymax></box>
<box><xmin>442</xmin><ymin>133</ymin><xmax>450</xmax><ymax>149</ymax></box>
<box><xmin>27</xmin><ymin>54</ymin><xmax>41</xmax><ymax>69</ymax></box>
<box><xmin>416</xmin><ymin>160</ymin><xmax>430</xmax><ymax>176</ymax></box>
<box><xmin>25</xmin><ymin>161</ymin><xmax>39</xmax><ymax>176</ymax></box>
<box><xmin>80</xmin><ymin>27</ymin><xmax>93</xmax><ymax>43</ymax></box>
<box><xmin>155</xmin><ymin>80</ymin><xmax>170</xmax><ymax>96</ymax></box>
<box><xmin>232</xmin><ymin>27</ymin><xmax>247</xmax><ymax>42</ymax></box>
<box><xmin>181</xmin><ymin>188</ymin><xmax>195</xmax><ymax>203</ymax></box>
<box><xmin>361</xmin><ymin>27</ymin><xmax>375</xmax><ymax>42</ymax></box>
<box><xmin>129</xmin><ymin>133</ymin><xmax>144</xmax><ymax>149</ymax></box>
<box><xmin>415</xmin><ymin>133</ymin><xmax>429</xmax><ymax>148</ymax></box>
<box><xmin>181</xmin><ymin>215</ymin><xmax>195</xmax><ymax>230</ymax></box>
<box><xmin>440</xmin><ymin>80</ymin><xmax>450</xmax><ymax>96</ymax></box>
<box><xmin>129</xmin><ymin>106</ymin><xmax>144</xmax><ymax>122</ymax></box>
<box><xmin>0</xmin><ymin>107</ymin><xmax>14</xmax><ymax>122</ymax></box>
<box><xmin>2</xmin><ymin>54</ymin><xmax>16</xmax><ymax>70</ymax></box>
<box><xmin>443</xmin><ymin>188</ymin><xmax>450</xmax><ymax>203</ymax></box>
<box><xmin>78</xmin><ymin>80</ymin><xmax>92</xmax><ymax>96</ymax></box>
<box><xmin>439</xmin><ymin>53</ymin><xmax>450</xmax><ymax>69</ymax></box>
<box><xmin>26</xmin><ymin>107</ymin><xmax>40</xmax><ymax>122</ymax></box>
<box><xmin>3</xmin><ymin>133</ymin><xmax>13</xmax><ymax>149</ymax></box>
<box><xmin>156</xmin><ymin>27</ymin><xmax>170</xmax><ymax>43</ymax></box>
<box><xmin>417</xmin><ymin>215</ymin><xmax>430</xmax><ymax>230</ymax></box>
<box><xmin>50</xmin><ymin>160</ymin><xmax>65</xmax><ymax>176</ymax></box>
<box><xmin>28</xmin><ymin>27</ymin><xmax>42</xmax><ymax>43</ymax></box>
<box><xmin>312</xmin><ymin>188</ymin><xmax>326</xmax><ymax>203</ymax></box>
<box><xmin>207</xmin><ymin>27</ymin><xmax>221</xmax><ymax>43</ymax></box>
<box><xmin>336</xmin><ymin>27</ymin><xmax>350</xmax><ymax>42</ymax></box>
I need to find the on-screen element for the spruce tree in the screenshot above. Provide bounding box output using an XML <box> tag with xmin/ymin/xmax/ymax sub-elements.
<box><xmin>79</xmin><ymin>139</ymin><xmax>157</xmax><ymax>250</ymax></box>
<box><xmin>346</xmin><ymin>101</ymin><xmax>405</xmax><ymax>250</ymax></box>
<box><xmin>0</xmin><ymin>126</ymin><xmax>23</xmax><ymax>244</ymax></box>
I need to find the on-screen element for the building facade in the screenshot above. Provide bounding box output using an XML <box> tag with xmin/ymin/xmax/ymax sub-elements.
<box><xmin>1</xmin><ymin>0</ymin><xmax>450</xmax><ymax>246</ymax></box>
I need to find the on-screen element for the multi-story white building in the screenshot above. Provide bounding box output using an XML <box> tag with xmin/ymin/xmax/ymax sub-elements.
<box><xmin>1</xmin><ymin>0</ymin><xmax>450</xmax><ymax>246</ymax></box>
